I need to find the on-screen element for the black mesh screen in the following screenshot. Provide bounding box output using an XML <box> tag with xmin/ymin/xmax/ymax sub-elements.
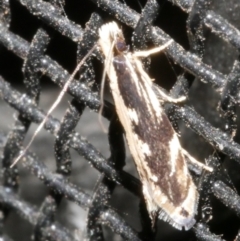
<box><xmin>1</xmin><ymin>0</ymin><xmax>240</xmax><ymax>240</ymax></box>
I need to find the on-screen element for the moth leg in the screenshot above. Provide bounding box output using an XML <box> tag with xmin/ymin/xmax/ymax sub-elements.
<box><xmin>153</xmin><ymin>85</ymin><xmax>186</xmax><ymax>103</ymax></box>
<box><xmin>133</xmin><ymin>40</ymin><xmax>173</xmax><ymax>58</ymax></box>
<box><xmin>182</xmin><ymin>149</ymin><xmax>213</xmax><ymax>174</ymax></box>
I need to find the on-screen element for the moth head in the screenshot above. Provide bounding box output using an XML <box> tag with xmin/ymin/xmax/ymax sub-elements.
<box><xmin>98</xmin><ymin>22</ymin><xmax>129</xmax><ymax>57</ymax></box>
<box><xmin>114</xmin><ymin>30</ymin><xmax>129</xmax><ymax>54</ymax></box>
<box><xmin>106</xmin><ymin>22</ymin><xmax>129</xmax><ymax>54</ymax></box>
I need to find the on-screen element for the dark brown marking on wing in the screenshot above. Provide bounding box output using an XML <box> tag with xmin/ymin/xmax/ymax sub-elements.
<box><xmin>180</xmin><ymin>208</ymin><xmax>189</xmax><ymax>217</ymax></box>
<box><xmin>113</xmin><ymin>55</ymin><xmax>190</xmax><ymax>205</ymax></box>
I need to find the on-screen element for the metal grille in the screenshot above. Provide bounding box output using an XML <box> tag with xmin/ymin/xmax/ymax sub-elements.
<box><xmin>0</xmin><ymin>0</ymin><xmax>240</xmax><ymax>240</ymax></box>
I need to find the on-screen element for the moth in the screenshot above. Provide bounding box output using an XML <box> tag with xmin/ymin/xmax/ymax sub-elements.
<box><xmin>12</xmin><ymin>19</ymin><xmax>210</xmax><ymax>230</ymax></box>
<box><xmin>98</xmin><ymin>22</ymin><xmax>203</xmax><ymax>230</ymax></box>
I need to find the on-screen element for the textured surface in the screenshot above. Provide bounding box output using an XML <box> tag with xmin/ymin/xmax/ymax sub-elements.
<box><xmin>1</xmin><ymin>0</ymin><xmax>240</xmax><ymax>240</ymax></box>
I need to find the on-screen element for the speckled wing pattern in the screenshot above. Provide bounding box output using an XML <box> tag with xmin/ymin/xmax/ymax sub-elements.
<box><xmin>98</xmin><ymin>22</ymin><xmax>198</xmax><ymax>230</ymax></box>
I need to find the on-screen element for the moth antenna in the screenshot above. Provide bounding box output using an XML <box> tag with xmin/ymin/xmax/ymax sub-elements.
<box><xmin>58</xmin><ymin>0</ymin><xmax>67</xmax><ymax>18</ymax></box>
<box><xmin>98</xmin><ymin>39</ymin><xmax>115</xmax><ymax>133</ymax></box>
<box><xmin>11</xmin><ymin>44</ymin><xmax>97</xmax><ymax>168</ymax></box>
